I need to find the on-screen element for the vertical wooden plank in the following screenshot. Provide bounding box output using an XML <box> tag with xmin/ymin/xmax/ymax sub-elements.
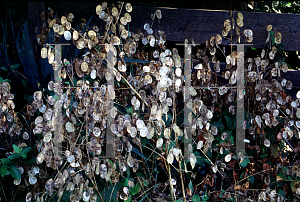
<box><xmin>27</xmin><ymin>2</ymin><xmax>45</xmax><ymax>59</ymax></box>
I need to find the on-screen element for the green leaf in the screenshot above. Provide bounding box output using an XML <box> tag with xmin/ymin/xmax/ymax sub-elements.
<box><xmin>0</xmin><ymin>76</ymin><xmax>3</xmax><ymax>83</ymax></box>
<box><xmin>21</xmin><ymin>78</ymin><xmax>28</xmax><ymax>87</ymax></box>
<box><xmin>0</xmin><ymin>158</ymin><xmax>11</xmax><ymax>166</ymax></box>
<box><xmin>7</xmin><ymin>153</ymin><xmax>21</xmax><ymax>161</ymax></box>
<box><xmin>260</xmin><ymin>147</ymin><xmax>268</xmax><ymax>158</ymax></box>
<box><xmin>13</xmin><ymin>144</ymin><xmax>22</xmax><ymax>154</ymax></box>
<box><xmin>162</xmin><ymin>113</ymin><xmax>172</xmax><ymax>127</ymax></box>
<box><xmin>8</xmin><ymin>165</ymin><xmax>21</xmax><ymax>180</ymax></box>
<box><xmin>103</xmin><ymin>183</ymin><xmax>121</xmax><ymax>201</ymax></box>
<box><xmin>206</xmin><ymin>150</ymin><xmax>212</xmax><ymax>159</ymax></box>
<box><xmin>136</xmin><ymin>172</ymin><xmax>145</xmax><ymax>178</ymax></box>
<box><xmin>3</xmin><ymin>79</ymin><xmax>11</xmax><ymax>82</ymax></box>
<box><xmin>224</xmin><ymin>115</ymin><xmax>235</xmax><ymax>130</ymax></box>
<box><xmin>247</xmin><ymin>149</ymin><xmax>257</xmax><ymax>157</ymax></box>
<box><xmin>61</xmin><ymin>191</ymin><xmax>71</xmax><ymax>202</ymax></box>
<box><xmin>239</xmin><ymin>172</ymin><xmax>245</xmax><ymax>180</ymax></box>
<box><xmin>11</xmin><ymin>64</ymin><xmax>20</xmax><ymax>70</ymax></box>
<box><xmin>197</xmin><ymin>155</ymin><xmax>206</xmax><ymax>165</ymax></box>
<box><xmin>205</xmin><ymin>159</ymin><xmax>212</xmax><ymax>165</ymax></box>
<box><xmin>129</xmin><ymin>186</ymin><xmax>140</xmax><ymax>195</ymax></box>
<box><xmin>228</xmin><ymin>134</ymin><xmax>234</xmax><ymax>145</ymax></box>
<box><xmin>124</xmin><ymin>197</ymin><xmax>132</xmax><ymax>202</ymax></box>
<box><xmin>141</xmin><ymin>138</ymin><xmax>151</xmax><ymax>147</ymax></box>
<box><xmin>192</xmin><ymin>195</ymin><xmax>201</xmax><ymax>202</ymax></box>
<box><xmin>0</xmin><ymin>165</ymin><xmax>8</xmax><ymax>177</ymax></box>
<box><xmin>176</xmin><ymin>200</ymin><xmax>183</xmax><ymax>202</ymax></box>
<box><xmin>188</xmin><ymin>181</ymin><xmax>194</xmax><ymax>193</ymax></box>
<box><xmin>126</xmin><ymin>107</ymin><xmax>133</xmax><ymax>114</ymax></box>
<box><xmin>20</xmin><ymin>147</ymin><xmax>32</xmax><ymax>158</ymax></box>
<box><xmin>1</xmin><ymin>66</ymin><xmax>8</xmax><ymax>71</ymax></box>
<box><xmin>73</xmin><ymin>77</ymin><xmax>77</xmax><ymax>86</ymax></box>
<box><xmin>202</xmin><ymin>193</ymin><xmax>210</xmax><ymax>200</ymax></box>
<box><xmin>107</xmin><ymin>159</ymin><xmax>113</xmax><ymax>166</ymax></box>
<box><xmin>248</xmin><ymin>176</ymin><xmax>255</xmax><ymax>184</ymax></box>
<box><xmin>210</xmin><ymin>118</ymin><xmax>224</xmax><ymax>129</ymax></box>
<box><xmin>240</xmin><ymin>157</ymin><xmax>250</xmax><ymax>168</ymax></box>
<box><xmin>22</xmin><ymin>156</ymin><xmax>36</xmax><ymax>164</ymax></box>
<box><xmin>120</xmin><ymin>177</ymin><xmax>129</xmax><ymax>187</ymax></box>
<box><xmin>277</xmin><ymin>189</ymin><xmax>286</xmax><ymax>197</ymax></box>
<box><xmin>132</xmin><ymin>146</ymin><xmax>148</xmax><ymax>160</ymax></box>
<box><xmin>142</xmin><ymin>178</ymin><xmax>149</xmax><ymax>187</ymax></box>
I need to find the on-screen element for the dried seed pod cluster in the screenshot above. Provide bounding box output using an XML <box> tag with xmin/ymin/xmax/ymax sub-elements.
<box><xmin>2</xmin><ymin>3</ymin><xmax>298</xmax><ymax>202</ymax></box>
<box><xmin>0</xmin><ymin>82</ymin><xmax>22</xmax><ymax>136</ymax></box>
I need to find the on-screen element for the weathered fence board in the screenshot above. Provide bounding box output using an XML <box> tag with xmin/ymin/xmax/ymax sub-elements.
<box><xmin>215</xmin><ymin>62</ymin><xmax>300</xmax><ymax>100</ymax></box>
<box><xmin>44</xmin><ymin>2</ymin><xmax>300</xmax><ymax>51</ymax></box>
<box><xmin>29</xmin><ymin>3</ymin><xmax>300</xmax><ymax>98</ymax></box>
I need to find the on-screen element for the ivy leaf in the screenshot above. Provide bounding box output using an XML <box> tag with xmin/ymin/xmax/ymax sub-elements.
<box><xmin>129</xmin><ymin>186</ymin><xmax>140</xmax><ymax>195</ymax></box>
<box><xmin>8</xmin><ymin>165</ymin><xmax>21</xmax><ymax>180</ymax></box>
<box><xmin>191</xmin><ymin>195</ymin><xmax>201</xmax><ymax>202</ymax></box>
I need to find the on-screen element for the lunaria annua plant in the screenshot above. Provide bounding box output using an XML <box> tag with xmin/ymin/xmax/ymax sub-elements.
<box><xmin>2</xmin><ymin>2</ymin><xmax>300</xmax><ymax>202</ymax></box>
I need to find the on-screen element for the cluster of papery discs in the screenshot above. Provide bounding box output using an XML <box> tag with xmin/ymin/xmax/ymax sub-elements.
<box><xmin>222</xmin><ymin>19</ymin><xmax>231</xmax><ymax>37</ymax></box>
<box><xmin>242</xmin><ymin>25</ymin><xmax>300</xmax><ymax>151</ymax></box>
<box><xmin>0</xmin><ymin>82</ymin><xmax>23</xmax><ymax>136</ymax></box>
<box><xmin>24</xmin><ymin>2</ymin><xmax>300</xmax><ymax>201</ymax></box>
<box><xmin>97</xmin><ymin>2</ymin><xmax>132</xmax><ymax>40</ymax></box>
<box><xmin>221</xmin><ymin>12</ymin><xmax>253</xmax><ymax>43</ymax></box>
<box><xmin>266</xmin><ymin>25</ymin><xmax>282</xmax><ymax>44</ymax></box>
<box><xmin>208</xmin><ymin>34</ymin><xmax>222</xmax><ymax>72</ymax></box>
<box><xmin>25</xmin><ymin>72</ymin><xmax>146</xmax><ymax>201</ymax></box>
<box><xmin>236</xmin><ymin>12</ymin><xmax>244</xmax><ymax>28</ymax></box>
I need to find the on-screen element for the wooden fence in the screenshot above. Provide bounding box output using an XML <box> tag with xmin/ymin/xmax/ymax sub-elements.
<box><xmin>28</xmin><ymin>2</ymin><xmax>300</xmax><ymax>98</ymax></box>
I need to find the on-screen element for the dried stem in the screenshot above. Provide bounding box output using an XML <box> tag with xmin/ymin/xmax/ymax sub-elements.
<box><xmin>225</xmin><ymin>168</ymin><xmax>272</xmax><ymax>191</ymax></box>
<box><xmin>179</xmin><ymin>161</ymin><xmax>187</xmax><ymax>202</ymax></box>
